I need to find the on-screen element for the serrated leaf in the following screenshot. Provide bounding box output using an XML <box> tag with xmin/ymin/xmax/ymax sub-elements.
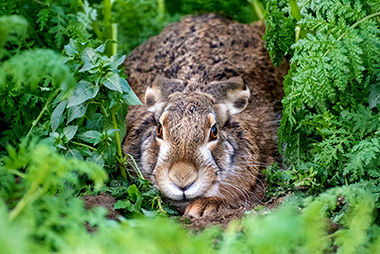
<box><xmin>79</xmin><ymin>130</ymin><xmax>102</xmax><ymax>145</ymax></box>
<box><xmin>67</xmin><ymin>80</ymin><xmax>99</xmax><ymax>107</ymax></box>
<box><xmin>101</xmin><ymin>72</ymin><xmax>122</xmax><ymax>93</ymax></box>
<box><xmin>63</xmin><ymin>125</ymin><xmax>78</xmax><ymax>141</ymax></box>
<box><xmin>110</xmin><ymin>54</ymin><xmax>126</xmax><ymax>69</ymax></box>
<box><xmin>51</xmin><ymin>101</ymin><xmax>67</xmax><ymax>132</ymax></box>
<box><xmin>81</xmin><ymin>47</ymin><xmax>98</xmax><ymax>65</ymax></box>
<box><xmin>369</xmin><ymin>82</ymin><xmax>380</xmax><ymax>109</ymax></box>
<box><xmin>120</xmin><ymin>78</ymin><xmax>142</xmax><ymax>105</ymax></box>
<box><xmin>67</xmin><ymin>104</ymin><xmax>88</xmax><ymax>123</ymax></box>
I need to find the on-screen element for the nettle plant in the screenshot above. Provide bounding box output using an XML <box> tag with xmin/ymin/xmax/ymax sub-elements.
<box><xmin>48</xmin><ymin>39</ymin><xmax>141</xmax><ymax>173</ymax></box>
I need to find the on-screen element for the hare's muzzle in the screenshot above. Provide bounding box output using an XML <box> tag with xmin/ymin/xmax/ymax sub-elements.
<box><xmin>168</xmin><ymin>162</ymin><xmax>198</xmax><ymax>193</ymax></box>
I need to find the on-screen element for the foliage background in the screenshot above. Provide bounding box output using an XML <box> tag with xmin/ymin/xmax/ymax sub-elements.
<box><xmin>1</xmin><ymin>0</ymin><xmax>380</xmax><ymax>253</ymax></box>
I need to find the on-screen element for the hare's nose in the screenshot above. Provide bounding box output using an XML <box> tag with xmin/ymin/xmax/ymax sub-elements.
<box><xmin>177</xmin><ymin>180</ymin><xmax>195</xmax><ymax>192</ymax></box>
<box><xmin>169</xmin><ymin>162</ymin><xmax>198</xmax><ymax>192</ymax></box>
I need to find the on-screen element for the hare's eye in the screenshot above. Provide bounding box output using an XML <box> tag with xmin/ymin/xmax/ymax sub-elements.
<box><xmin>209</xmin><ymin>125</ymin><xmax>218</xmax><ymax>141</ymax></box>
<box><xmin>156</xmin><ymin>123</ymin><xmax>163</xmax><ymax>139</ymax></box>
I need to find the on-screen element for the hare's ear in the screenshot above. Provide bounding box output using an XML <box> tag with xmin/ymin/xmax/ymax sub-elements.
<box><xmin>145</xmin><ymin>76</ymin><xmax>185</xmax><ymax>113</ymax></box>
<box><xmin>202</xmin><ymin>76</ymin><xmax>250</xmax><ymax>122</ymax></box>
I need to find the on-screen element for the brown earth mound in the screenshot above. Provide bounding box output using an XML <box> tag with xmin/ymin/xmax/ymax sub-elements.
<box><xmin>82</xmin><ymin>192</ymin><xmax>120</xmax><ymax>220</ymax></box>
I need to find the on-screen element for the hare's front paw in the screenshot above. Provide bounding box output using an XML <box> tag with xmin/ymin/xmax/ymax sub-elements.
<box><xmin>184</xmin><ymin>197</ymin><xmax>227</xmax><ymax>219</ymax></box>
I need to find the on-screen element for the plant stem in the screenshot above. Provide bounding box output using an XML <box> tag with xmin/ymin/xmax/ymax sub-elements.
<box><xmin>251</xmin><ymin>0</ymin><xmax>265</xmax><ymax>20</ymax></box>
<box><xmin>297</xmin><ymin>133</ymin><xmax>300</xmax><ymax>166</ymax></box>
<box><xmin>91</xmin><ymin>22</ymin><xmax>103</xmax><ymax>41</ymax></box>
<box><xmin>99</xmin><ymin>103</ymin><xmax>109</xmax><ymax>118</ymax></box>
<box><xmin>295</xmin><ymin>26</ymin><xmax>301</xmax><ymax>42</ymax></box>
<box><xmin>111</xmin><ymin>23</ymin><xmax>118</xmax><ymax>55</ymax></box>
<box><xmin>9</xmin><ymin>187</ymin><xmax>42</xmax><ymax>222</ymax></box>
<box><xmin>9</xmin><ymin>169</ymin><xmax>26</xmax><ymax>178</ymax></box>
<box><xmin>111</xmin><ymin>107</ymin><xmax>126</xmax><ymax>177</ymax></box>
<box><xmin>152</xmin><ymin>196</ymin><xmax>166</xmax><ymax>213</ymax></box>
<box><xmin>289</xmin><ymin>0</ymin><xmax>302</xmax><ymax>21</ymax></box>
<box><xmin>126</xmin><ymin>154</ymin><xmax>144</xmax><ymax>180</ymax></box>
<box><xmin>111</xmin><ymin>107</ymin><xmax>122</xmax><ymax>158</ymax></box>
<box><xmin>26</xmin><ymin>89</ymin><xmax>59</xmax><ymax>137</ymax></box>
<box><xmin>71</xmin><ymin>141</ymin><xmax>97</xmax><ymax>151</ymax></box>
<box><xmin>104</xmin><ymin>0</ymin><xmax>112</xmax><ymax>56</ymax></box>
<box><xmin>289</xmin><ymin>0</ymin><xmax>308</xmax><ymax>41</ymax></box>
<box><xmin>157</xmin><ymin>0</ymin><xmax>165</xmax><ymax>21</ymax></box>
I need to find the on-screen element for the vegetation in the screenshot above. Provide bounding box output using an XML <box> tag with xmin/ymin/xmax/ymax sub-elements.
<box><xmin>0</xmin><ymin>0</ymin><xmax>380</xmax><ymax>253</ymax></box>
<box><xmin>264</xmin><ymin>0</ymin><xmax>380</xmax><ymax>201</ymax></box>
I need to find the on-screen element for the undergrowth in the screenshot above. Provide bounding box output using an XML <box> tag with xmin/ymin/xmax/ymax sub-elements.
<box><xmin>263</xmin><ymin>0</ymin><xmax>380</xmax><ymax>203</ymax></box>
<box><xmin>1</xmin><ymin>0</ymin><xmax>380</xmax><ymax>253</ymax></box>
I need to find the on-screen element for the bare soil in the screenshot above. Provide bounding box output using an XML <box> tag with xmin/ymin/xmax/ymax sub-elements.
<box><xmin>82</xmin><ymin>192</ymin><xmax>120</xmax><ymax>221</ymax></box>
<box><xmin>82</xmin><ymin>192</ymin><xmax>287</xmax><ymax>229</ymax></box>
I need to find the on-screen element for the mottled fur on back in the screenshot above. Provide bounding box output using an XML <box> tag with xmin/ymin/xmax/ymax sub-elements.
<box><xmin>122</xmin><ymin>14</ymin><xmax>288</xmax><ymax>218</ymax></box>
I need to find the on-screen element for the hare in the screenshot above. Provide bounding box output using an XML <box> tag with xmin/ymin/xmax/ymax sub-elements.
<box><xmin>122</xmin><ymin>14</ymin><xmax>287</xmax><ymax>218</ymax></box>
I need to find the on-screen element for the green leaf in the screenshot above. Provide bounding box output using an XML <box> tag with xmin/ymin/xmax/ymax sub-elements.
<box><xmin>64</xmin><ymin>39</ymin><xmax>79</xmax><ymax>57</ymax></box>
<box><xmin>79</xmin><ymin>62</ymin><xmax>96</xmax><ymax>72</ymax></box>
<box><xmin>95</xmin><ymin>44</ymin><xmax>105</xmax><ymax>53</ymax></box>
<box><xmin>369</xmin><ymin>82</ymin><xmax>380</xmax><ymax>109</ymax></box>
<box><xmin>106</xmin><ymin>128</ymin><xmax>119</xmax><ymax>136</ymax></box>
<box><xmin>101</xmin><ymin>72</ymin><xmax>122</xmax><ymax>93</ymax></box>
<box><xmin>51</xmin><ymin>101</ymin><xmax>67</xmax><ymax>132</ymax></box>
<box><xmin>63</xmin><ymin>125</ymin><xmax>78</xmax><ymax>141</ymax></box>
<box><xmin>141</xmin><ymin>209</ymin><xmax>158</xmax><ymax>217</ymax></box>
<box><xmin>67</xmin><ymin>104</ymin><xmax>88</xmax><ymax>123</ymax></box>
<box><xmin>67</xmin><ymin>81</ymin><xmax>99</xmax><ymax>107</ymax></box>
<box><xmin>127</xmin><ymin>184</ymin><xmax>141</xmax><ymax>202</ymax></box>
<box><xmin>86</xmin><ymin>113</ymin><xmax>104</xmax><ymax>131</ymax></box>
<box><xmin>110</xmin><ymin>54</ymin><xmax>126</xmax><ymax>69</ymax></box>
<box><xmin>114</xmin><ymin>200</ymin><xmax>133</xmax><ymax>211</ymax></box>
<box><xmin>116</xmin><ymin>105</ymin><xmax>128</xmax><ymax>142</ymax></box>
<box><xmin>86</xmin><ymin>152</ymin><xmax>104</xmax><ymax>168</ymax></box>
<box><xmin>85</xmin><ymin>104</ymin><xmax>97</xmax><ymax>121</ymax></box>
<box><xmin>81</xmin><ymin>47</ymin><xmax>98</xmax><ymax>65</ymax></box>
<box><xmin>79</xmin><ymin>130</ymin><xmax>102</xmax><ymax>145</ymax></box>
<box><xmin>65</xmin><ymin>149</ymin><xmax>84</xmax><ymax>160</ymax></box>
<box><xmin>120</xmin><ymin>78</ymin><xmax>142</xmax><ymax>105</ymax></box>
<box><xmin>79</xmin><ymin>147</ymin><xmax>92</xmax><ymax>157</ymax></box>
<box><xmin>120</xmin><ymin>77</ymin><xmax>132</xmax><ymax>93</ymax></box>
<box><xmin>98</xmin><ymin>140</ymin><xmax>117</xmax><ymax>166</ymax></box>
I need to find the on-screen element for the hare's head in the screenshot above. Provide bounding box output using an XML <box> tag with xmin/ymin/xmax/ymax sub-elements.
<box><xmin>135</xmin><ymin>76</ymin><xmax>250</xmax><ymax>207</ymax></box>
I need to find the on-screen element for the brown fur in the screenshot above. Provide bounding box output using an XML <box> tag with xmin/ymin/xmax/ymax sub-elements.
<box><xmin>122</xmin><ymin>14</ymin><xmax>288</xmax><ymax>218</ymax></box>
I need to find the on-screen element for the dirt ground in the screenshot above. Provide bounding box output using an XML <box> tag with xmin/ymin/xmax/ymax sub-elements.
<box><xmin>82</xmin><ymin>192</ymin><xmax>286</xmax><ymax>229</ymax></box>
<box><xmin>82</xmin><ymin>193</ymin><xmax>121</xmax><ymax>221</ymax></box>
